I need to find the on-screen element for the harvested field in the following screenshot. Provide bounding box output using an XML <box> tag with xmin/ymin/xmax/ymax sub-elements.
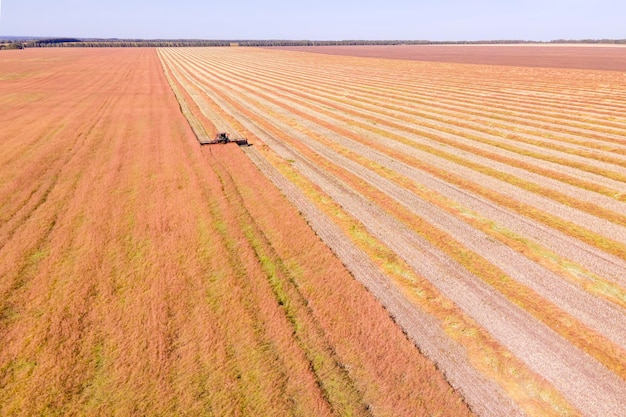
<box><xmin>158</xmin><ymin>46</ymin><xmax>626</xmax><ymax>416</ymax></box>
<box><xmin>272</xmin><ymin>44</ymin><xmax>626</xmax><ymax>71</ymax></box>
<box><xmin>0</xmin><ymin>49</ymin><xmax>471</xmax><ymax>416</ymax></box>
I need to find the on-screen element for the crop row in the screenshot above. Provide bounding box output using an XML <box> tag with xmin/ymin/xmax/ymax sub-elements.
<box><xmin>159</xmin><ymin>47</ymin><xmax>626</xmax><ymax>417</ymax></box>
<box><xmin>0</xmin><ymin>49</ymin><xmax>471</xmax><ymax>416</ymax></box>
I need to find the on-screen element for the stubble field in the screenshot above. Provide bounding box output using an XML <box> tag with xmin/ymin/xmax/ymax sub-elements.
<box><xmin>1</xmin><ymin>44</ymin><xmax>626</xmax><ymax>416</ymax></box>
<box><xmin>158</xmin><ymin>46</ymin><xmax>626</xmax><ymax>416</ymax></box>
<box><xmin>274</xmin><ymin>44</ymin><xmax>626</xmax><ymax>71</ymax></box>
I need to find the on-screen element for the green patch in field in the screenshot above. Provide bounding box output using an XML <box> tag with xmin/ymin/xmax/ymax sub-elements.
<box><xmin>283</xmin><ymin>259</ymin><xmax>304</xmax><ymax>284</ymax></box>
<box><xmin>81</xmin><ymin>341</ymin><xmax>114</xmax><ymax>411</ymax></box>
<box><xmin>239</xmin><ymin>212</ymin><xmax>367</xmax><ymax>415</ymax></box>
<box><xmin>0</xmin><ymin>72</ymin><xmax>38</xmax><ymax>81</ymax></box>
<box><xmin>28</xmin><ymin>248</ymin><xmax>49</xmax><ymax>265</ymax></box>
<box><xmin>0</xmin><ymin>358</ymin><xmax>41</xmax><ymax>415</ymax></box>
<box><xmin>212</xmin><ymin>218</ymin><xmax>227</xmax><ymax>236</ymax></box>
<box><xmin>15</xmin><ymin>247</ymin><xmax>50</xmax><ymax>288</ymax></box>
<box><xmin>0</xmin><ymin>303</ymin><xmax>20</xmax><ymax>324</ymax></box>
<box><xmin>123</xmin><ymin>235</ymin><xmax>148</xmax><ymax>263</ymax></box>
<box><xmin>3</xmin><ymin>358</ymin><xmax>38</xmax><ymax>382</ymax></box>
<box><xmin>0</xmin><ymin>92</ymin><xmax>44</xmax><ymax>111</ymax></box>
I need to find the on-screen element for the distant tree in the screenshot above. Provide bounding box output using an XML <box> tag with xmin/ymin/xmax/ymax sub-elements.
<box><xmin>2</xmin><ymin>41</ymin><xmax>24</xmax><ymax>50</ymax></box>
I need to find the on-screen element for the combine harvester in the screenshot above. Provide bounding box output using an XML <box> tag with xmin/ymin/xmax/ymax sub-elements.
<box><xmin>200</xmin><ymin>132</ymin><xmax>250</xmax><ymax>146</ymax></box>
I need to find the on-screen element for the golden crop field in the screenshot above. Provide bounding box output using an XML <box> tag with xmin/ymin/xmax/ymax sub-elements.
<box><xmin>158</xmin><ymin>46</ymin><xmax>626</xmax><ymax>417</ymax></box>
<box><xmin>2</xmin><ymin>45</ymin><xmax>625</xmax><ymax>416</ymax></box>
<box><xmin>0</xmin><ymin>48</ymin><xmax>471</xmax><ymax>416</ymax></box>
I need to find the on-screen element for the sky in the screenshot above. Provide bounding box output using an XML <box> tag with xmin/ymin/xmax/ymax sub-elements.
<box><xmin>0</xmin><ymin>0</ymin><xmax>624</xmax><ymax>41</ymax></box>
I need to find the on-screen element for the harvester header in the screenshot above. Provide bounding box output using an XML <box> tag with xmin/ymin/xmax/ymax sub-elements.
<box><xmin>200</xmin><ymin>132</ymin><xmax>249</xmax><ymax>146</ymax></box>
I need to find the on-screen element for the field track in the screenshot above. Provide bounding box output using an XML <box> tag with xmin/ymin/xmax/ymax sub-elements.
<box><xmin>158</xmin><ymin>46</ymin><xmax>626</xmax><ymax>416</ymax></box>
<box><xmin>0</xmin><ymin>48</ymin><xmax>472</xmax><ymax>415</ymax></box>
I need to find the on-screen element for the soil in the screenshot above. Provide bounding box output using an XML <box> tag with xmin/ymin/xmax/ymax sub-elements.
<box><xmin>271</xmin><ymin>44</ymin><xmax>626</xmax><ymax>71</ymax></box>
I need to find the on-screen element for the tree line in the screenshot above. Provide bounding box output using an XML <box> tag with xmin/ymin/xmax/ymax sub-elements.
<box><xmin>3</xmin><ymin>38</ymin><xmax>626</xmax><ymax>49</ymax></box>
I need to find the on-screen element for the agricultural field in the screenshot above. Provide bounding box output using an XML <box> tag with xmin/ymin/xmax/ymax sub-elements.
<box><xmin>274</xmin><ymin>44</ymin><xmax>626</xmax><ymax>71</ymax></box>
<box><xmin>158</xmin><ymin>46</ymin><xmax>626</xmax><ymax>416</ymax></box>
<box><xmin>2</xmin><ymin>45</ymin><xmax>626</xmax><ymax>416</ymax></box>
<box><xmin>0</xmin><ymin>48</ymin><xmax>471</xmax><ymax>416</ymax></box>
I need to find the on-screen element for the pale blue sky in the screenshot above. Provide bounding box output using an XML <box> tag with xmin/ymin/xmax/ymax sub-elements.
<box><xmin>1</xmin><ymin>0</ymin><xmax>624</xmax><ymax>40</ymax></box>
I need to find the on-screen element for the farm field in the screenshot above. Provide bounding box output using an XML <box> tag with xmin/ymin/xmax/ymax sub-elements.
<box><xmin>273</xmin><ymin>44</ymin><xmax>626</xmax><ymax>71</ymax></box>
<box><xmin>158</xmin><ymin>46</ymin><xmax>626</xmax><ymax>416</ymax></box>
<box><xmin>0</xmin><ymin>48</ymin><xmax>471</xmax><ymax>416</ymax></box>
